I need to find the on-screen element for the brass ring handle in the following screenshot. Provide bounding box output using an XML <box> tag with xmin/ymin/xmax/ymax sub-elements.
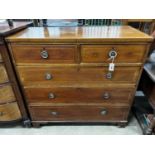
<box><xmin>100</xmin><ymin>109</ymin><xmax>108</xmax><ymax>115</ymax></box>
<box><xmin>103</xmin><ymin>92</ymin><xmax>110</xmax><ymax>99</ymax></box>
<box><xmin>45</xmin><ymin>73</ymin><xmax>52</xmax><ymax>80</ymax></box>
<box><xmin>108</xmin><ymin>49</ymin><xmax>117</xmax><ymax>58</ymax></box>
<box><xmin>50</xmin><ymin>111</ymin><xmax>58</xmax><ymax>116</ymax></box>
<box><xmin>40</xmin><ymin>50</ymin><xmax>48</xmax><ymax>59</ymax></box>
<box><xmin>106</xmin><ymin>72</ymin><xmax>112</xmax><ymax>79</ymax></box>
<box><xmin>48</xmin><ymin>93</ymin><xmax>55</xmax><ymax>99</ymax></box>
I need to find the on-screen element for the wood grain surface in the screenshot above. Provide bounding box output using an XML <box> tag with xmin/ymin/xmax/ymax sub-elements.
<box><xmin>0</xmin><ymin>102</ymin><xmax>21</xmax><ymax>121</ymax></box>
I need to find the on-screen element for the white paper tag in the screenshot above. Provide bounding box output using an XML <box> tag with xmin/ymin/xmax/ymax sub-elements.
<box><xmin>109</xmin><ymin>63</ymin><xmax>115</xmax><ymax>71</ymax></box>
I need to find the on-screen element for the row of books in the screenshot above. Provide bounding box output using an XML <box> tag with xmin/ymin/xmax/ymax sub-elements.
<box><xmin>78</xmin><ymin>19</ymin><xmax>123</xmax><ymax>26</ymax></box>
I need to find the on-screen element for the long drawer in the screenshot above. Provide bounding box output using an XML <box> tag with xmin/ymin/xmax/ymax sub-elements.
<box><xmin>24</xmin><ymin>87</ymin><xmax>134</xmax><ymax>105</ymax></box>
<box><xmin>0</xmin><ymin>102</ymin><xmax>21</xmax><ymax>121</ymax></box>
<box><xmin>29</xmin><ymin>105</ymin><xmax>129</xmax><ymax>122</ymax></box>
<box><xmin>17</xmin><ymin>66</ymin><xmax>140</xmax><ymax>85</ymax></box>
<box><xmin>0</xmin><ymin>84</ymin><xmax>16</xmax><ymax>104</ymax></box>
<box><xmin>0</xmin><ymin>64</ymin><xmax>9</xmax><ymax>84</ymax></box>
<box><xmin>11</xmin><ymin>45</ymin><xmax>77</xmax><ymax>64</ymax></box>
<box><xmin>81</xmin><ymin>45</ymin><xmax>146</xmax><ymax>63</ymax></box>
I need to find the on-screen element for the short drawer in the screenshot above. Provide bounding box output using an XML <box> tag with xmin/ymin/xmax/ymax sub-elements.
<box><xmin>0</xmin><ymin>102</ymin><xmax>21</xmax><ymax>121</ymax></box>
<box><xmin>17</xmin><ymin>66</ymin><xmax>140</xmax><ymax>85</ymax></box>
<box><xmin>81</xmin><ymin>45</ymin><xmax>146</xmax><ymax>63</ymax></box>
<box><xmin>11</xmin><ymin>45</ymin><xmax>77</xmax><ymax>64</ymax></box>
<box><xmin>25</xmin><ymin>87</ymin><xmax>134</xmax><ymax>105</ymax></box>
<box><xmin>0</xmin><ymin>64</ymin><xmax>9</xmax><ymax>84</ymax></box>
<box><xmin>0</xmin><ymin>52</ymin><xmax>3</xmax><ymax>62</ymax></box>
<box><xmin>0</xmin><ymin>84</ymin><xmax>16</xmax><ymax>104</ymax></box>
<box><xmin>29</xmin><ymin>105</ymin><xmax>129</xmax><ymax>122</ymax></box>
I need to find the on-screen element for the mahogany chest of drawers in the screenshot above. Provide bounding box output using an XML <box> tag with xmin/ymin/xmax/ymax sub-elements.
<box><xmin>0</xmin><ymin>22</ymin><xmax>31</xmax><ymax>125</ymax></box>
<box><xmin>6</xmin><ymin>26</ymin><xmax>153</xmax><ymax>127</ymax></box>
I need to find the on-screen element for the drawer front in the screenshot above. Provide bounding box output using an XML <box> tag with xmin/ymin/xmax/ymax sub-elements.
<box><xmin>29</xmin><ymin>105</ymin><xmax>128</xmax><ymax>122</ymax></box>
<box><xmin>0</xmin><ymin>64</ymin><xmax>9</xmax><ymax>84</ymax></box>
<box><xmin>17</xmin><ymin>66</ymin><xmax>140</xmax><ymax>85</ymax></box>
<box><xmin>0</xmin><ymin>102</ymin><xmax>21</xmax><ymax>121</ymax></box>
<box><xmin>11</xmin><ymin>45</ymin><xmax>77</xmax><ymax>64</ymax></box>
<box><xmin>81</xmin><ymin>45</ymin><xmax>146</xmax><ymax>63</ymax></box>
<box><xmin>25</xmin><ymin>87</ymin><xmax>134</xmax><ymax>105</ymax></box>
<box><xmin>0</xmin><ymin>52</ymin><xmax>3</xmax><ymax>62</ymax></box>
<box><xmin>0</xmin><ymin>85</ymin><xmax>16</xmax><ymax>104</ymax></box>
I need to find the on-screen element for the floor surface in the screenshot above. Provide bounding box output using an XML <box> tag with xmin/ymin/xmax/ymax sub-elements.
<box><xmin>0</xmin><ymin>115</ymin><xmax>142</xmax><ymax>135</ymax></box>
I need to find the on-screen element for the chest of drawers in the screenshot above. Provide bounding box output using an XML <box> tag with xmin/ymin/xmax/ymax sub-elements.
<box><xmin>0</xmin><ymin>22</ymin><xmax>31</xmax><ymax>125</ymax></box>
<box><xmin>6</xmin><ymin>26</ymin><xmax>153</xmax><ymax>127</ymax></box>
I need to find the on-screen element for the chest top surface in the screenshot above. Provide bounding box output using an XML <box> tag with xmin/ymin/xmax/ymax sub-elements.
<box><xmin>6</xmin><ymin>26</ymin><xmax>153</xmax><ymax>43</ymax></box>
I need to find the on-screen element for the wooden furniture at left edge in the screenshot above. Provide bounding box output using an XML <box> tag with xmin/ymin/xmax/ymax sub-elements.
<box><xmin>0</xmin><ymin>22</ymin><xmax>32</xmax><ymax>126</ymax></box>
